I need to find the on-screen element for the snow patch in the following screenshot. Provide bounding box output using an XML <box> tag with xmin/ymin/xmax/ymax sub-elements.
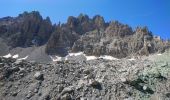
<box><xmin>3</xmin><ymin>53</ymin><xmax>12</xmax><ymax>58</ymax></box>
<box><xmin>85</xmin><ymin>55</ymin><xmax>98</xmax><ymax>61</ymax></box>
<box><xmin>68</xmin><ymin>52</ymin><xmax>84</xmax><ymax>56</ymax></box>
<box><xmin>157</xmin><ymin>53</ymin><xmax>162</xmax><ymax>56</ymax></box>
<box><xmin>50</xmin><ymin>52</ymin><xmax>119</xmax><ymax>62</ymax></box>
<box><xmin>12</xmin><ymin>54</ymin><xmax>19</xmax><ymax>59</ymax></box>
<box><xmin>68</xmin><ymin>52</ymin><xmax>98</xmax><ymax>61</ymax></box>
<box><xmin>50</xmin><ymin>56</ymin><xmax>63</xmax><ymax>62</ymax></box>
<box><xmin>128</xmin><ymin>58</ymin><xmax>136</xmax><ymax>61</ymax></box>
<box><xmin>99</xmin><ymin>55</ymin><xmax>119</xmax><ymax>60</ymax></box>
<box><xmin>65</xmin><ymin>55</ymin><xmax>70</xmax><ymax>61</ymax></box>
<box><xmin>17</xmin><ymin>56</ymin><xmax>28</xmax><ymax>61</ymax></box>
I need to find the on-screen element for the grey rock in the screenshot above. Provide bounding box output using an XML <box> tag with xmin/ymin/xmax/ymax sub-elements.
<box><xmin>60</xmin><ymin>93</ymin><xmax>72</xmax><ymax>100</ymax></box>
<box><xmin>89</xmin><ymin>79</ymin><xmax>101</xmax><ymax>87</ymax></box>
<box><xmin>11</xmin><ymin>92</ymin><xmax>18</xmax><ymax>96</ymax></box>
<box><xmin>143</xmin><ymin>85</ymin><xmax>147</xmax><ymax>90</ymax></box>
<box><xmin>34</xmin><ymin>71</ymin><xmax>44</xmax><ymax>80</ymax></box>
<box><xmin>61</xmin><ymin>86</ymin><xmax>74</xmax><ymax>95</ymax></box>
<box><xmin>26</xmin><ymin>93</ymin><xmax>33</xmax><ymax>99</ymax></box>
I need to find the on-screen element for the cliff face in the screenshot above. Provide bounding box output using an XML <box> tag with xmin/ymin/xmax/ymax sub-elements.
<box><xmin>72</xmin><ymin>23</ymin><xmax>168</xmax><ymax>58</ymax></box>
<box><xmin>0</xmin><ymin>11</ymin><xmax>169</xmax><ymax>58</ymax></box>
<box><xmin>0</xmin><ymin>11</ymin><xmax>53</xmax><ymax>47</ymax></box>
<box><xmin>45</xmin><ymin>14</ymin><xmax>107</xmax><ymax>56</ymax></box>
<box><xmin>45</xmin><ymin>25</ymin><xmax>79</xmax><ymax>56</ymax></box>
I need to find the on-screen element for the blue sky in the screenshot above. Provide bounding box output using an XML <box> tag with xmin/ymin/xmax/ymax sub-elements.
<box><xmin>0</xmin><ymin>0</ymin><xmax>170</xmax><ymax>39</ymax></box>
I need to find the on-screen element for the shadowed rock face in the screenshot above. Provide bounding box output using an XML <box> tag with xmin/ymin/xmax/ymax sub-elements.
<box><xmin>0</xmin><ymin>11</ymin><xmax>53</xmax><ymax>47</ymax></box>
<box><xmin>0</xmin><ymin>11</ymin><xmax>169</xmax><ymax>58</ymax></box>
<box><xmin>45</xmin><ymin>26</ymin><xmax>79</xmax><ymax>56</ymax></box>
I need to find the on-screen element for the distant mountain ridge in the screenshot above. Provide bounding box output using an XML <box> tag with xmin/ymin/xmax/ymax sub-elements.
<box><xmin>0</xmin><ymin>11</ymin><xmax>169</xmax><ymax>58</ymax></box>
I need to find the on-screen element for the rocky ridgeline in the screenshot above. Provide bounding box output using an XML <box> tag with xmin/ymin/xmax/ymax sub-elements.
<box><xmin>72</xmin><ymin>25</ymin><xmax>169</xmax><ymax>58</ymax></box>
<box><xmin>0</xmin><ymin>11</ymin><xmax>169</xmax><ymax>58</ymax></box>
<box><xmin>0</xmin><ymin>54</ymin><xmax>170</xmax><ymax>100</ymax></box>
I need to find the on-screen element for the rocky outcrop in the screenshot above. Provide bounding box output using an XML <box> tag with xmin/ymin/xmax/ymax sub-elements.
<box><xmin>105</xmin><ymin>21</ymin><xmax>133</xmax><ymax>37</ymax></box>
<box><xmin>45</xmin><ymin>25</ymin><xmax>79</xmax><ymax>56</ymax></box>
<box><xmin>72</xmin><ymin>24</ymin><xmax>169</xmax><ymax>58</ymax></box>
<box><xmin>0</xmin><ymin>11</ymin><xmax>169</xmax><ymax>58</ymax></box>
<box><xmin>45</xmin><ymin>14</ymin><xmax>108</xmax><ymax>56</ymax></box>
<box><xmin>0</xmin><ymin>11</ymin><xmax>54</xmax><ymax>47</ymax></box>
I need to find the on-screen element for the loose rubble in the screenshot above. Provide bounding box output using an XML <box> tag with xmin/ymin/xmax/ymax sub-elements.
<box><xmin>0</xmin><ymin>51</ymin><xmax>170</xmax><ymax>100</ymax></box>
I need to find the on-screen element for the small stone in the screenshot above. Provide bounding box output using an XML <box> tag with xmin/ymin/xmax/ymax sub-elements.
<box><xmin>12</xmin><ymin>92</ymin><xmax>18</xmax><ymax>96</ymax></box>
<box><xmin>20</xmin><ymin>73</ymin><xmax>24</xmax><ymax>77</ymax></box>
<box><xmin>80</xmin><ymin>97</ymin><xmax>86</xmax><ymax>100</ymax></box>
<box><xmin>89</xmin><ymin>80</ymin><xmax>102</xmax><ymax>89</ymax></box>
<box><xmin>11</xmin><ymin>67</ymin><xmax>20</xmax><ymax>72</ymax></box>
<box><xmin>61</xmin><ymin>86</ymin><xmax>74</xmax><ymax>95</ymax></box>
<box><xmin>161</xmin><ymin>62</ymin><xmax>168</xmax><ymax>67</ymax></box>
<box><xmin>83</xmin><ymin>69</ymin><xmax>91</xmax><ymax>75</ymax></box>
<box><xmin>143</xmin><ymin>85</ymin><xmax>147</xmax><ymax>90</ymax></box>
<box><xmin>38</xmin><ymin>92</ymin><xmax>42</xmax><ymax>96</ymax></box>
<box><xmin>58</xmin><ymin>85</ymin><xmax>64</xmax><ymax>93</ymax></box>
<box><xmin>26</xmin><ymin>93</ymin><xmax>32</xmax><ymax>99</ymax></box>
<box><xmin>34</xmin><ymin>88</ymin><xmax>38</xmax><ymax>93</ymax></box>
<box><xmin>89</xmin><ymin>79</ymin><xmax>100</xmax><ymax>87</ymax></box>
<box><xmin>124</xmin><ymin>97</ymin><xmax>133</xmax><ymax>100</ymax></box>
<box><xmin>0</xmin><ymin>82</ymin><xmax>4</xmax><ymax>86</ymax></box>
<box><xmin>43</xmin><ymin>94</ymin><xmax>50</xmax><ymax>100</ymax></box>
<box><xmin>34</xmin><ymin>71</ymin><xmax>44</xmax><ymax>80</ymax></box>
<box><xmin>120</xmin><ymin>78</ymin><xmax>127</xmax><ymax>83</ymax></box>
<box><xmin>60</xmin><ymin>93</ymin><xmax>71</xmax><ymax>100</ymax></box>
<box><xmin>2</xmin><ymin>91</ymin><xmax>8</xmax><ymax>96</ymax></box>
<box><xmin>14</xmin><ymin>60</ymin><xmax>22</xmax><ymax>65</ymax></box>
<box><xmin>166</xmin><ymin>93</ymin><xmax>170</xmax><ymax>98</ymax></box>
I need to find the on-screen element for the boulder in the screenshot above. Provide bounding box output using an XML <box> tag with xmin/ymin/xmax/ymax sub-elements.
<box><xmin>34</xmin><ymin>71</ymin><xmax>44</xmax><ymax>80</ymax></box>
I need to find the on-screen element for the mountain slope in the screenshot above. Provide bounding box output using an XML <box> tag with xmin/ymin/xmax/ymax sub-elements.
<box><xmin>0</xmin><ymin>11</ymin><xmax>169</xmax><ymax>60</ymax></box>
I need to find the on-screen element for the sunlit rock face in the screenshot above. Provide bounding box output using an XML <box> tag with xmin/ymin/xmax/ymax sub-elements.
<box><xmin>0</xmin><ymin>11</ymin><xmax>169</xmax><ymax>58</ymax></box>
<box><xmin>105</xmin><ymin>21</ymin><xmax>133</xmax><ymax>37</ymax></box>
<box><xmin>72</xmin><ymin>24</ymin><xmax>169</xmax><ymax>58</ymax></box>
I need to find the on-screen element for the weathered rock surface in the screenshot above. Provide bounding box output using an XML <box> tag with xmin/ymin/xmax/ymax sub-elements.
<box><xmin>0</xmin><ymin>11</ymin><xmax>170</xmax><ymax>58</ymax></box>
<box><xmin>72</xmin><ymin>26</ymin><xmax>169</xmax><ymax>58</ymax></box>
<box><xmin>0</xmin><ymin>11</ymin><xmax>53</xmax><ymax>48</ymax></box>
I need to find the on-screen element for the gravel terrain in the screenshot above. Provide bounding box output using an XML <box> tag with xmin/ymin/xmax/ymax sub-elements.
<box><xmin>0</xmin><ymin>51</ymin><xmax>170</xmax><ymax>100</ymax></box>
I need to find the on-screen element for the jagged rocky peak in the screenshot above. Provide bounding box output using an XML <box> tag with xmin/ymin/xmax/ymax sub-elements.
<box><xmin>66</xmin><ymin>14</ymin><xmax>90</xmax><ymax>35</ymax></box>
<box><xmin>71</xmin><ymin>23</ymin><xmax>170</xmax><ymax>58</ymax></box>
<box><xmin>92</xmin><ymin>15</ymin><xmax>106</xmax><ymax>29</ymax></box>
<box><xmin>105</xmin><ymin>21</ymin><xmax>133</xmax><ymax>37</ymax></box>
<box><xmin>18</xmin><ymin>11</ymin><xmax>43</xmax><ymax>20</ymax></box>
<box><xmin>0</xmin><ymin>12</ymin><xmax>169</xmax><ymax>59</ymax></box>
<box><xmin>46</xmin><ymin>14</ymin><xmax>107</xmax><ymax>56</ymax></box>
<box><xmin>0</xmin><ymin>16</ymin><xmax>15</xmax><ymax>26</ymax></box>
<box><xmin>132</xmin><ymin>26</ymin><xmax>168</xmax><ymax>55</ymax></box>
<box><xmin>134</xmin><ymin>26</ymin><xmax>153</xmax><ymax>39</ymax></box>
<box><xmin>45</xmin><ymin>25</ymin><xmax>79</xmax><ymax>56</ymax></box>
<box><xmin>0</xmin><ymin>11</ymin><xmax>54</xmax><ymax>47</ymax></box>
<box><xmin>67</xmin><ymin>16</ymin><xmax>78</xmax><ymax>29</ymax></box>
<box><xmin>66</xmin><ymin>14</ymin><xmax>106</xmax><ymax>35</ymax></box>
<box><xmin>78</xmin><ymin>13</ymin><xmax>90</xmax><ymax>22</ymax></box>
